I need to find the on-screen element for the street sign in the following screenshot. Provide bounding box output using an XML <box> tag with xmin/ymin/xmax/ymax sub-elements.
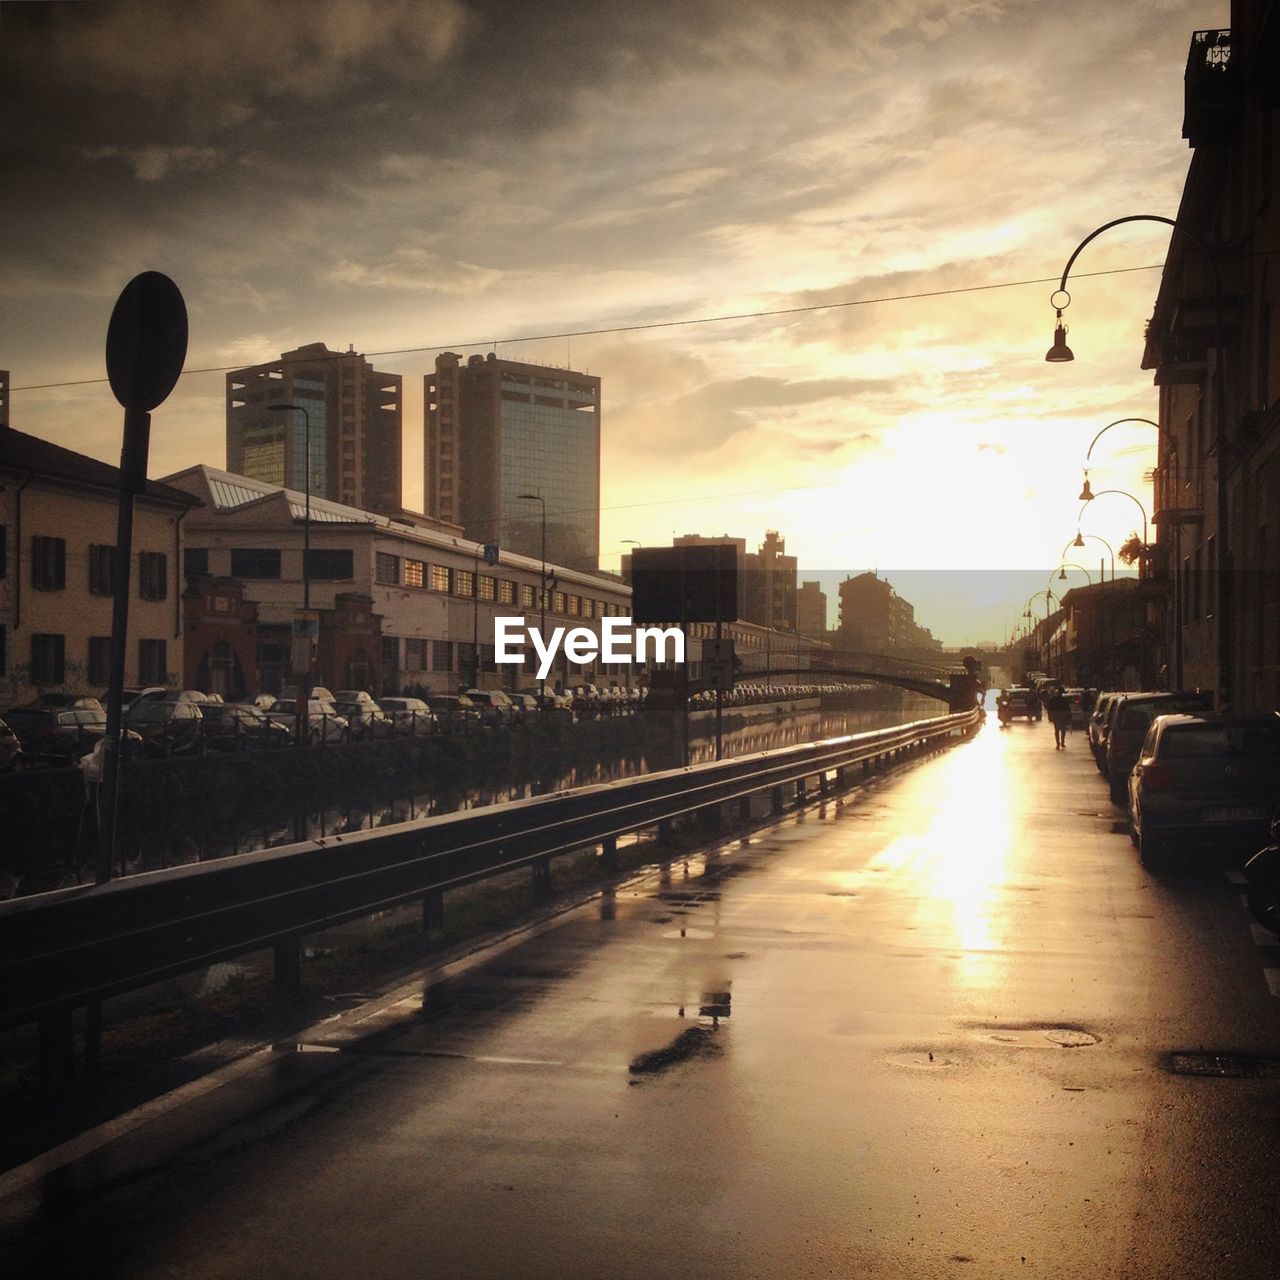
<box><xmin>702</xmin><ymin>637</ymin><xmax>736</xmax><ymax>691</ymax></box>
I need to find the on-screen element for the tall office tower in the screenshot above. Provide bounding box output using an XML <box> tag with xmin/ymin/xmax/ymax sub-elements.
<box><xmin>426</xmin><ymin>352</ymin><xmax>601</xmax><ymax>568</ymax></box>
<box><xmin>227</xmin><ymin>343</ymin><xmax>402</xmax><ymax>516</ymax></box>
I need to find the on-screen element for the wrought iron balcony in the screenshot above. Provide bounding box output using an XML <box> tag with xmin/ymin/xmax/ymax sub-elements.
<box><xmin>1183</xmin><ymin>29</ymin><xmax>1240</xmax><ymax>145</ymax></box>
<box><xmin>1151</xmin><ymin>465</ymin><xmax>1204</xmax><ymax>526</ymax></box>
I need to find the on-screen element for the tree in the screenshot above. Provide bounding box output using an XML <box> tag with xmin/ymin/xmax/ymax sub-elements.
<box><xmin>1118</xmin><ymin>534</ymin><xmax>1145</xmax><ymax>566</ymax></box>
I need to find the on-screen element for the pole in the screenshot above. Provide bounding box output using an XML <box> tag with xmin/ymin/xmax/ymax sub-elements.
<box><xmin>714</xmin><ymin>617</ymin><xmax>723</xmax><ymax>762</ymax></box>
<box><xmin>472</xmin><ymin>544</ymin><xmax>481</xmax><ymax>689</ymax></box>
<box><xmin>97</xmin><ymin>409</ymin><xmax>148</xmax><ymax>884</ymax></box>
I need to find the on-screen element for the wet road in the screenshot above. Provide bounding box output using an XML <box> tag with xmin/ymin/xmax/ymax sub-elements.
<box><xmin>5</xmin><ymin>709</ymin><xmax>1280</xmax><ymax>1277</ymax></box>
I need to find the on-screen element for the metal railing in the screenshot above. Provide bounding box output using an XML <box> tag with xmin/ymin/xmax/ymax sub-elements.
<box><xmin>0</xmin><ymin>709</ymin><xmax>977</xmax><ymax>1034</ymax></box>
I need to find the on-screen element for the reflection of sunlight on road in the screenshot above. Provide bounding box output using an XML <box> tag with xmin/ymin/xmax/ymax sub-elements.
<box><xmin>923</xmin><ymin>716</ymin><xmax>1015</xmax><ymax>988</ymax></box>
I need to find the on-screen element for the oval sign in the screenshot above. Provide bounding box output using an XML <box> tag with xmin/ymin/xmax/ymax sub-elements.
<box><xmin>105</xmin><ymin>272</ymin><xmax>188</xmax><ymax>412</ymax></box>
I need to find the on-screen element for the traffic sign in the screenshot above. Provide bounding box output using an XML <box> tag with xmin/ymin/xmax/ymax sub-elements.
<box><xmin>702</xmin><ymin>637</ymin><xmax>736</xmax><ymax>691</ymax></box>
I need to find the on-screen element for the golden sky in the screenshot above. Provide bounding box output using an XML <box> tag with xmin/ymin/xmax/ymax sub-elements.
<box><xmin>0</xmin><ymin>0</ymin><xmax>1224</xmax><ymax>643</ymax></box>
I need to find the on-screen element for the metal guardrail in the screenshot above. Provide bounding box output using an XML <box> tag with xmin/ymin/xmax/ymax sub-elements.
<box><xmin>0</xmin><ymin>709</ymin><xmax>977</xmax><ymax>1034</ymax></box>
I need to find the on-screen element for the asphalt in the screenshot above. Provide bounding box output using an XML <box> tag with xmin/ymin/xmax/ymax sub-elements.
<box><xmin>3</xmin><ymin>704</ymin><xmax>1280</xmax><ymax>1278</ymax></box>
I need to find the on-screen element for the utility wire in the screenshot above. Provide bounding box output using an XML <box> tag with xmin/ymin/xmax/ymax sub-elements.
<box><xmin>7</xmin><ymin>261</ymin><xmax>1164</xmax><ymax>395</ymax></box>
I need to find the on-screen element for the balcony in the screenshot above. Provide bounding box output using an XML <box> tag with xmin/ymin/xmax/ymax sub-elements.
<box><xmin>1151</xmin><ymin>465</ymin><xmax>1204</xmax><ymax>526</ymax></box>
<box><xmin>1183</xmin><ymin>29</ymin><xmax>1241</xmax><ymax>145</ymax></box>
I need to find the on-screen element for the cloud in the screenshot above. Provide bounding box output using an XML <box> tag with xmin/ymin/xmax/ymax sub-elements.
<box><xmin>79</xmin><ymin>144</ymin><xmax>224</xmax><ymax>182</ymax></box>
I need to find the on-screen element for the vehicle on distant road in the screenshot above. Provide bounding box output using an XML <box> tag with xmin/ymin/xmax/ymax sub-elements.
<box><xmin>125</xmin><ymin>699</ymin><xmax>205</xmax><ymax>756</ymax></box>
<box><xmin>378</xmin><ymin>696</ymin><xmax>438</xmax><ymax>735</ymax></box>
<box><xmin>198</xmin><ymin>702</ymin><xmax>292</xmax><ymax>751</ymax></box>
<box><xmin>1002</xmin><ymin>688</ymin><xmax>1040</xmax><ymax>721</ymax></box>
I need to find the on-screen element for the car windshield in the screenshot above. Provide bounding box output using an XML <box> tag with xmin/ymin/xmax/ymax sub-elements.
<box><xmin>1161</xmin><ymin>723</ymin><xmax>1280</xmax><ymax>758</ymax></box>
<box><xmin>128</xmin><ymin>703</ymin><xmax>177</xmax><ymax>722</ymax></box>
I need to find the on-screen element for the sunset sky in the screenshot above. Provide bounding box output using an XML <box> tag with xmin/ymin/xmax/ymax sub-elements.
<box><xmin>0</xmin><ymin>0</ymin><xmax>1223</xmax><ymax>644</ymax></box>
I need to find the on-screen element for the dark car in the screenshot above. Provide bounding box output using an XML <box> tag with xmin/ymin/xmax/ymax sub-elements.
<box><xmin>0</xmin><ymin>717</ymin><xmax>32</xmax><ymax>771</ymax></box>
<box><xmin>125</xmin><ymin>699</ymin><xmax>205</xmax><ymax>756</ymax></box>
<box><xmin>1088</xmin><ymin>692</ymin><xmax>1125</xmax><ymax>771</ymax></box>
<box><xmin>198</xmin><ymin>702</ymin><xmax>292</xmax><ymax>751</ymax></box>
<box><xmin>1128</xmin><ymin>714</ymin><xmax>1280</xmax><ymax>866</ymax></box>
<box><xmin>423</xmin><ymin>695</ymin><xmax>479</xmax><ymax>730</ymax></box>
<box><xmin>3</xmin><ymin>706</ymin><xmax>134</xmax><ymax>766</ymax></box>
<box><xmin>1103</xmin><ymin>691</ymin><xmax>1216</xmax><ymax>800</ymax></box>
<box><xmin>1002</xmin><ymin>688</ymin><xmax>1040</xmax><ymax>721</ymax></box>
<box><xmin>27</xmin><ymin>693</ymin><xmax>105</xmax><ymax>713</ymax></box>
<box><xmin>334</xmin><ymin>698</ymin><xmax>394</xmax><ymax>739</ymax></box>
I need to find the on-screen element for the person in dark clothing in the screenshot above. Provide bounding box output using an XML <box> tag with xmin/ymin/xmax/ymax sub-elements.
<box><xmin>1046</xmin><ymin>686</ymin><xmax>1071</xmax><ymax>749</ymax></box>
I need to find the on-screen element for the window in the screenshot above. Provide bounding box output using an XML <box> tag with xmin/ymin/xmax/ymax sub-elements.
<box><xmin>567</xmin><ymin>594</ymin><xmax>581</xmax><ymax>616</ymax></box>
<box><xmin>457</xmin><ymin>641</ymin><xmax>476</xmax><ymax>675</ymax></box>
<box><xmin>184</xmin><ymin>547</ymin><xmax>209</xmax><ymax>578</ymax></box>
<box><xmin>432</xmin><ymin>640</ymin><xmax>453</xmax><ymax>672</ymax></box>
<box><xmin>139</xmin><ymin>638</ymin><xmax>167</xmax><ymax>684</ymax></box>
<box><xmin>583</xmin><ymin>597</ymin><xmax>594</xmax><ymax>618</ymax></box>
<box><xmin>553</xmin><ymin>591</ymin><xmax>566</xmax><ymax>613</ymax></box>
<box><xmin>404</xmin><ymin>559</ymin><xmax>425</xmax><ymax>588</ymax></box>
<box><xmin>31</xmin><ymin>633</ymin><xmax>65</xmax><ymax>684</ymax></box>
<box><xmin>478</xmin><ymin>575</ymin><xmax>496</xmax><ymax>601</ymax></box>
<box><xmin>454</xmin><ymin>569</ymin><xmax>474</xmax><ymax>596</ymax></box>
<box><xmin>305</xmin><ymin>549</ymin><xmax>353</xmax><ymax>580</ymax></box>
<box><xmin>375</xmin><ymin>552</ymin><xmax>400</xmax><ymax>585</ymax></box>
<box><xmin>89</xmin><ymin>543</ymin><xmax>116</xmax><ymax>596</ymax></box>
<box><xmin>139</xmin><ymin>551</ymin><xmax>168</xmax><ymax>601</ymax></box>
<box><xmin>405</xmin><ymin>638</ymin><xmax>428</xmax><ymax>671</ymax></box>
<box><xmin>381</xmin><ymin>635</ymin><xmax>400</xmax><ymax>673</ymax></box>
<box><xmin>520</xmin><ymin>583</ymin><xmax>536</xmax><ymax>609</ymax></box>
<box><xmin>498</xmin><ymin>579</ymin><xmax>516</xmax><ymax>605</ymax></box>
<box><xmin>31</xmin><ymin>536</ymin><xmax>65</xmax><ymax>590</ymax></box>
<box><xmin>231</xmin><ymin>548</ymin><xmax>281</xmax><ymax>579</ymax></box>
<box><xmin>430</xmin><ymin>564</ymin><xmax>451</xmax><ymax>592</ymax></box>
<box><xmin>88</xmin><ymin>636</ymin><xmax>112</xmax><ymax>686</ymax></box>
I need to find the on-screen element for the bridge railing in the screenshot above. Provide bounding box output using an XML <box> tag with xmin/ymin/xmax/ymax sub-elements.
<box><xmin>0</xmin><ymin>708</ymin><xmax>978</xmax><ymax>1035</ymax></box>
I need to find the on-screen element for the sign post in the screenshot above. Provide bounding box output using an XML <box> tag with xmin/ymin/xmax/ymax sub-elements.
<box><xmin>98</xmin><ymin>272</ymin><xmax>188</xmax><ymax>885</ymax></box>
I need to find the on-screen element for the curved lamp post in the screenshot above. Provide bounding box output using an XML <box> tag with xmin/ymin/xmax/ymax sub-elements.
<box><xmin>1048</xmin><ymin>213</ymin><xmax>1227</xmax><ymax>705</ymax></box>
<box><xmin>1067</xmin><ymin>531</ymin><xmax>1115</xmax><ymax>581</ymax></box>
<box><xmin>1079</xmin><ymin>417</ymin><xmax>1160</xmax><ymax>500</ymax></box>
<box><xmin>1077</xmin><ymin>488</ymin><xmax>1149</xmax><ymax>552</ymax></box>
<box><xmin>1054</xmin><ymin>563</ymin><xmax>1093</xmax><ymax>586</ymax></box>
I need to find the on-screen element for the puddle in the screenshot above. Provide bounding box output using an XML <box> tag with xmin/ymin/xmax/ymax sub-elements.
<box><xmin>889</xmin><ymin>1051</ymin><xmax>961</xmax><ymax>1069</ymax></box>
<box><xmin>629</xmin><ymin>1025</ymin><xmax>723</xmax><ymax>1075</ymax></box>
<box><xmin>986</xmin><ymin>1026</ymin><xmax>1101</xmax><ymax>1049</ymax></box>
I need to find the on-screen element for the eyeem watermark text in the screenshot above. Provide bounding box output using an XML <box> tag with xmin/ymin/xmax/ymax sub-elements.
<box><xmin>494</xmin><ymin>616</ymin><xmax>684</xmax><ymax>680</ymax></box>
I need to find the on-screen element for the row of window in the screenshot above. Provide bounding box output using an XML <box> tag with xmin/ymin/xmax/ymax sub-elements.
<box><xmin>378</xmin><ymin>635</ymin><xmax>625</xmax><ymax>676</ymax></box>
<box><xmin>184</xmin><ymin>548</ymin><xmax>355</xmax><ymax>581</ymax></box>
<box><xmin>14</xmin><ymin>633</ymin><xmax>169</xmax><ymax>687</ymax></box>
<box><xmin>27</xmin><ymin>537</ymin><xmax>169</xmax><ymax>600</ymax></box>
<box><xmin>374</xmin><ymin>552</ymin><xmax>624</xmax><ymax>618</ymax></box>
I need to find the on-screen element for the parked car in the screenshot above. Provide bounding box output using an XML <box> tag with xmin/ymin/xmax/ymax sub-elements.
<box><xmin>1061</xmin><ymin>688</ymin><xmax>1088</xmax><ymax>728</ymax></box>
<box><xmin>1128</xmin><ymin>713</ymin><xmax>1280</xmax><ymax>866</ymax></box>
<box><xmin>103</xmin><ymin>685</ymin><xmax>168</xmax><ymax>712</ymax></box>
<box><xmin>227</xmin><ymin>693</ymin><xmax>277</xmax><ymax>712</ymax></box>
<box><xmin>509</xmin><ymin>692</ymin><xmax>540</xmax><ymax>717</ymax></box>
<box><xmin>0</xmin><ymin>717</ymin><xmax>32</xmax><ymax>771</ymax></box>
<box><xmin>3</xmin><ymin>706</ymin><xmax>139</xmax><ymax>766</ymax></box>
<box><xmin>422</xmin><ymin>695</ymin><xmax>480</xmax><ymax>729</ymax></box>
<box><xmin>264</xmin><ymin>698</ymin><xmax>349</xmax><ymax>744</ymax></box>
<box><xmin>463</xmin><ymin>689</ymin><xmax>517</xmax><ymax>726</ymax></box>
<box><xmin>1088</xmin><ymin>692</ymin><xmax>1125</xmax><ymax>772</ymax></box>
<box><xmin>26</xmin><ymin>693</ymin><xmax>104</xmax><ymax>713</ymax></box>
<box><xmin>198</xmin><ymin>702</ymin><xmax>292</xmax><ymax>751</ymax></box>
<box><xmin>378</xmin><ymin>696</ymin><xmax>438</xmax><ymax>735</ymax></box>
<box><xmin>1103</xmin><ymin>691</ymin><xmax>1216</xmax><ymax>800</ymax></box>
<box><xmin>334</xmin><ymin>698</ymin><xmax>394</xmax><ymax>739</ymax></box>
<box><xmin>125</xmin><ymin>699</ymin><xmax>205</xmax><ymax>756</ymax></box>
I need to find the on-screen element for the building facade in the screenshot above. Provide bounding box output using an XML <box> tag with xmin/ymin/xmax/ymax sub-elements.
<box><xmin>797</xmin><ymin>581</ymin><xmax>828</xmax><ymax>638</ymax></box>
<box><xmin>227</xmin><ymin>343</ymin><xmax>403</xmax><ymax>518</ymax></box>
<box><xmin>425</xmin><ymin>353</ymin><xmax>601</xmax><ymax>569</ymax></box>
<box><xmin>837</xmin><ymin>571</ymin><xmax>941</xmax><ymax>655</ymax></box>
<box><xmin>1144</xmin><ymin>2</ymin><xmax>1280</xmax><ymax>709</ymax></box>
<box><xmin>0</xmin><ymin>426</ymin><xmax>198</xmax><ymax>707</ymax></box>
<box><xmin>164</xmin><ymin>466</ymin><xmax>631</xmax><ymax>697</ymax></box>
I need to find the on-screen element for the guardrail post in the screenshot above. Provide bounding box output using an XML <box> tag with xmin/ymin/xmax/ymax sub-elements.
<box><xmin>658</xmin><ymin>818</ymin><xmax>676</xmax><ymax>848</ymax></box>
<box><xmin>38</xmin><ymin>1009</ymin><xmax>76</xmax><ymax>1080</ymax></box>
<box><xmin>795</xmin><ymin>777</ymin><xmax>807</xmax><ymax>802</ymax></box>
<box><xmin>771</xmin><ymin>785</ymin><xmax>785</xmax><ymax>815</ymax></box>
<box><xmin>601</xmin><ymin>835</ymin><xmax>618</xmax><ymax>875</ymax></box>
<box><xmin>274</xmin><ymin>936</ymin><xmax>303</xmax><ymax>991</ymax></box>
<box><xmin>531</xmin><ymin>854</ymin><xmax>553</xmax><ymax>899</ymax></box>
<box><xmin>835</xmin><ymin>766</ymin><xmax>846</xmax><ymax>789</ymax></box>
<box><xmin>818</xmin><ymin>770</ymin><xmax>829</xmax><ymax>796</ymax></box>
<box><xmin>423</xmin><ymin>888</ymin><xmax>444</xmax><ymax>937</ymax></box>
<box><xmin>738</xmin><ymin>795</ymin><xmax>752</xmax><ymax>823</ymax></box>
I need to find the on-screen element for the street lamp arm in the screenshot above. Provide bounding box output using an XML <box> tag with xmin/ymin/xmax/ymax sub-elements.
<box><xmin>1077</xmin><ymin>489</ymin><xmax>1149</xmax><ymax>548</ymax></box>
<box><xmin>1084</xmin><ymin>417</ymin><xmax>1160</xmax><ymax>464</ymax></box>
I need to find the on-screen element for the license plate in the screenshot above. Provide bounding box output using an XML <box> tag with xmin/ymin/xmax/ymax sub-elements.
<box><xmin>1202</xmin><ymin>806</ymin><xmax>1268</xmax><ymax>822</ymax></box>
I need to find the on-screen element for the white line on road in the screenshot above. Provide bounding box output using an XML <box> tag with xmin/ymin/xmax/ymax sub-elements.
<box><xmin>1265</xmin><ymin>969</ymin><xmax>1280</xmax><ymax>997</ymax></box>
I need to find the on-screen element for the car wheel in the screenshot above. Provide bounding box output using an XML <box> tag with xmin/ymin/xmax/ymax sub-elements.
<box><xmin>1247</xmin><ymin>884</ymin><xmax>1280</xmax><ymax>936</ymax></box>
<box><xmin>1138</xmin><ymin>828</ymin><xmax>1168</xmax><ymax>870</ymax></box>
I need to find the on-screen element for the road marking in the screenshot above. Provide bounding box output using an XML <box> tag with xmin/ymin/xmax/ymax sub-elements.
<box><xmin>1225</xmin><ymin>869</ymin><xmax>1248</xmax><ymax>885</ymax></box>
<box><xmin>1251</xmin><ymin>924</ymin><xmax>1279</xmax><ymax>948</ymax></box>
<box><xmin>1265</xmin><ymin>969</ymin><xmax>1280</xmax><ymax>997</ymax></box>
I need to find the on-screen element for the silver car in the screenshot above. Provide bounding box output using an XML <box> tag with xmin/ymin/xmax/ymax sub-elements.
<box><xmin>1127</xmin><ymin>713</ymin><xmax>1280</xmax><ymax>866</ymax></box>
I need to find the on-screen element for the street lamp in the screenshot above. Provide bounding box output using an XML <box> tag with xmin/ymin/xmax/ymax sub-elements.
<box><xmin>1047</xmin><ymin>213</ymin><xmax>1228</xmax><ymax>705</ymax></box>
<box><xmin>1054</xmin><ymin>563</ymin><xmax>1092</xmax><ymax>586</ymax></box>
<box><xmin>518</xmin><ymin>493</ymin><xmax>547</xmax><ymax>697</ymax></box>
<box><xmin>1066</xmin><ymin>532</ymin><xmax>1115</xmax><ymax>581</ymax></box>
<box><xmin>268</xmin><ymin>402</ymin><xmax>312</xmax><ymax>613</ymax></box>
<box><xmin>1077</xmin><ymin>488</ymin><xmax>1149</xmax><ymax>554</ymax></box>
<box><xmin>1078</xmin><ymin>417</ymin><xmax>1159</xmax><ymax>503</ymax></box>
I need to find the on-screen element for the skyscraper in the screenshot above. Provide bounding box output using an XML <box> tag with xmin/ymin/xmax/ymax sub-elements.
<box><xmin>425</xmin><ymin>352</ymin><xmax>601</xmax><ymax>568</ymax></box>
<box><xmin>226</xmin><ymin>343</ymin><xmax>402</xmax><ymax>517</ymax></box>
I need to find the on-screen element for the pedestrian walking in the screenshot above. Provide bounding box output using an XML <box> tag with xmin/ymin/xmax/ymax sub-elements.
<box><xmin>1047</xmin><ymin>685</ymin><xmax>1071</xmax><ymax>749</ymax></box>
